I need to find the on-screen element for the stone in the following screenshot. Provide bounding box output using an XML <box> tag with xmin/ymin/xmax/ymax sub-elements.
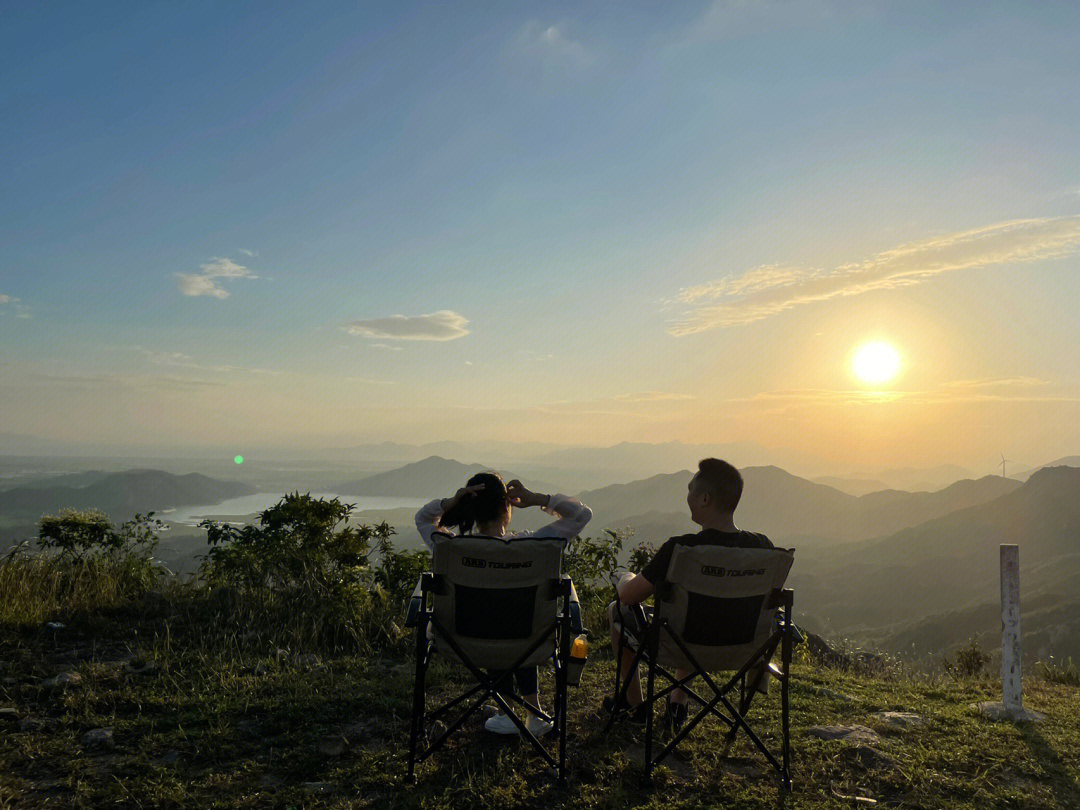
<box><xmin>0</xmin><ymin>708</ymin><xmax>18</xmax><ymax>723</ymax></box>
<box><xmin>156</xmin><ymin>750</ymin><xmax>181</xmax><ymax>767</ymax></box>
<box><xmin>873</xmin><ymin>711</ymin><xmax>927</xmax><ymax>728</ymax></box>
<box><xmin>19</xmin><ymin>716</ymin><xmax>46</xmax><ymax>732</ymax></box>
<box><xmin>302</xmin><ymin>781</ymin><xmax>334</xmax><ymax>795</ymax></box>
<box><xmin>806</xmin><ymin>725</ymin><xmax>881</xmax><ymax>745</ymax></box>
<box><xmin>319</xmin><ymin>734</ymin><xmax>347</xmax><ymax>757</ymax></box>
<box><xmin>973</xmin><ymin>701</ymin><xmax>1046</xmax><ymax>722</ymax></box>
<box><xmin>809</xmin><ymin>685</ymin><xmax>855</xmax><ymax>702</ymax></box>
<box><xmin>342</xmin><ymin>720</ymin><xmax>368</xmax><ymax>743</ymax></box>
<box><xmin>82</xmin><ymin>728</ymin><xmax>115</xmax><ymax>750</ymax></box>
<box><xmin>840</xmin><ymin>745</ymin><xmax>897</xmax><ymax>771</ymax></box>
<box><xmin>41</xmin><ymin>671</ymin><xmax>82</xmax><ymax>689</ymax></box>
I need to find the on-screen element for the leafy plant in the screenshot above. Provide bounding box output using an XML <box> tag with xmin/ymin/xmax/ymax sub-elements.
<box><xmin>944</xmin><ymin>635</ymin><xmax>991</xmax><ymax>678</ymax></box>
<box><xmin>563</xmin><ymin>529</ymin><xmax>628</xmax><ymax>587</ymax></box>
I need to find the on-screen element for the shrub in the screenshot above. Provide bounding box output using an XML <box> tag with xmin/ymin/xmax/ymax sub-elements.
<box><xmin>944</xmin><ymin>635</ymin><xmax>991</xmax><ymax>678</ymax></box>
<box><xmin>563</xmin><ymin>529</ymin><xmax>630</xmax><ymax>587</ymax></box>
<box><xmin>198</xmin><ymin>493</ymin><xmax>427</xmax><ymax>651</ymax></box>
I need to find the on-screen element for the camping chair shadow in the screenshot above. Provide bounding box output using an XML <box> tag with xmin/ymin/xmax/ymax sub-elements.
<box><xmin>406</xmin><ymin>535</ymin><xmax>575</xmax><ymax>783</ymax></box>
<box><xmin>604</xmin><ymin>545</ymin><xmax>795</xmax><ymax>789</ymax></box>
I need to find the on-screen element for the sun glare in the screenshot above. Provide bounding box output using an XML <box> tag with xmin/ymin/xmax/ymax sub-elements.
<box><xmin>852</xmin><ymin>341</ymin><xmax>901</xmax><ymax>385</ymax></box>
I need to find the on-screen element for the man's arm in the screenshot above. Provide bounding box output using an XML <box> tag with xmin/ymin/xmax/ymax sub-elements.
<box><xmin>617</xmin><ymin>572</ymin><xmax>655</xmax><ymax>605</ymax></box>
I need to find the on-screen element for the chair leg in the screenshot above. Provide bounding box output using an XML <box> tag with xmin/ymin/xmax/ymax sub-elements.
<box><xmin>406</xmin><ymin>621</ymin><xmax>428</xmax><ymax>784</ymax></box>
<box><xmin>643</xmin><ymin>647</ymin><xmax>657</xmax><ymax>782</ymax></box>
<box><xmin>781</xmin><ymin>599</ymin><xmax>793</xmax><ymax>791</ymax></box>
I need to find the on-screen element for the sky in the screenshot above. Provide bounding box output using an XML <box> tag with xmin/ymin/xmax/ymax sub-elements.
<box><xmin>2</xmin><ymin>1</ymin><xmax>1080</xmax><ymax>473</ymax></box>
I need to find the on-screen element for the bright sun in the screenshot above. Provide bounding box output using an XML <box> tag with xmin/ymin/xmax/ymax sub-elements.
<box><xmin>852</xmin><ymin>341</ymin><xmax>902</xmax><ymax>385</ymax></box>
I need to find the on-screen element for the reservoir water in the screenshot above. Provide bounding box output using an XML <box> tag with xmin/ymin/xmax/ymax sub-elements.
<box><xmin>164</xmin><ymin>493</ymin><xmax>427</xmax><ymax>526</ymax></box>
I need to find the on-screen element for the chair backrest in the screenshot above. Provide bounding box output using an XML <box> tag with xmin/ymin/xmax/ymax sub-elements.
<box><xmin>429</xmin><ymin>534</ymin><xmax>564</xmax><ymax>670</ymax></box>
<box><xmin>655</xmin><ymin>544</ymin><xmax>794</xmax><ymax>672</ymax></box>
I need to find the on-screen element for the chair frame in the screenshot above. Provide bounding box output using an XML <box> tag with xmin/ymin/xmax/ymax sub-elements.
<box><xmin>406</xmin><ymin>571</ymin><xmax>575</xmax><ymax>783</ymax></box>
<box><xmin>605</xmin><ymin>585</ymin><xmax>794</xmax><ymax>789</ymax></box>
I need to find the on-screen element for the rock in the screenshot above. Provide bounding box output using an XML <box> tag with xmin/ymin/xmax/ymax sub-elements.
<box><xmin>342</xmin><ymin>720</ymin><xmax>368</xmax><ymax>743</ymax></box>
<box><xmin>0</xmin><ymin>708</ymin><xmax>18</xmax><ymax>723</ymax></box>
<box><xmin>41</xmin><ymin>671</ymin><xmax>82</xmax><ymax>689</ymax></box>
<box><xmin>82</xmin><ymin>728</ymin><xmax>115</xmax><ymax>750</ymax></box>
<box><xmin>319</xmin><ymin>734</ymin><xmax>347</xmax><ymax>757</ymax></box>
<box><xmin>840</xmin><ymin>745</ymin><xmax>897</xmax><ymax>771</ymax></box>
<box><xmin>873</xmin><ymin>711</ymin><xmax>926</xmax><ymax>729</ymax></box>
<box><xmin>303</xmin><ymin>781</ymin><xmax>334</xmax><ymax>795</ymax></box>
<box><xmin>3</xmin><ymin>677</ymin><xmax>16</xmax><ymax>685</ymax></box>
<box><xmin>126</xmin><ymin>660</ymin><xmax>159</xmax><ymax>675</ymax></box>
<box><xmin>809</xmin><ymin>685</ymin><xmax>855</xmax><ymax>702</ymax></box>
<box><xmin>19</xmin><ymin>716</ymin><xmax>46</xmax><ymax>732</ymax></box>
<box><xmin>806</xmin><ymin>725</ymin><xmax>881</xmax><ymax>745</ymax></box>
<box><xmin>972</xmin><ymin>701</ymin><xmax>1046</xmax><ymax>722</ymax></box>
<box><xmin>156</xmin><ymin>750</ymin><xmax>181</xmax><ymax>767</ymax></box>
<box><xmin>295</xmin><ymin>654</ymin><xmax>321</xmax><ymax>669</ymax></box>
<box><xmin>45</xmin><ymin>622</ymin><xmax>65</xmax><ymax>630</ymax></box>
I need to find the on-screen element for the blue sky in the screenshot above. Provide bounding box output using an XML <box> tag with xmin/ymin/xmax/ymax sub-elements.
<box><xmin>3</xmin><ymin>1</ymin><xmax>1079</xmax><ymax>470</ymax></box>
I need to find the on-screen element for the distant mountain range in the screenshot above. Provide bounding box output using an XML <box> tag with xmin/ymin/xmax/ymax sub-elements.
<box><xmin>578</xmin><ymin>466</ymin><xmax>1022</xmax><ymax>546</ymax></box>
<box><xmin>793</xmin><ymin>465</ymin><xmax>1080</xmax><ymax>658</ymax></box>
<box><xmin>334</xmin><ymin>456</ymin><xmax>559</xmax><ymax>500</ymax></box>
<box><xmin>0</xmin><ymin>470</ymin><xmax>255</xmax><ymax>523</ymax></box>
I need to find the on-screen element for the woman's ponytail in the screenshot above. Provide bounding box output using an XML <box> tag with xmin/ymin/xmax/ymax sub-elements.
<box><xmin>439</xmin><ymin>472</ymin><xmax>508</xmax><ymax>535</ymax></box>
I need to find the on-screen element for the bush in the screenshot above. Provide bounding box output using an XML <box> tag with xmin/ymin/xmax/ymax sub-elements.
<box><xmin>563</xmin><ymin>529</ymin><xmax>631</xmax><ymax>587</ymax></box>
<box><xmin>198</xmin><ymin>493</ymin><xmax>428</xmax><ymax>651</ymax></box>
<box><xmin>944</xmin><ymin>635</ymin><xmax>991</xmax><ymax>678</ymax></box>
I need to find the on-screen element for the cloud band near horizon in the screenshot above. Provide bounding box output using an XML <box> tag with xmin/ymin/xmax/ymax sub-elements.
<box><xmin>669</xmin><ymin>216</ymin><xmax>1080</xmax><ymax>335</ymax></box>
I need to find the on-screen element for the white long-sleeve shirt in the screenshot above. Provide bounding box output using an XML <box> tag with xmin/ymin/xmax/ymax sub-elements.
<box><xmin>414</xmin><ymin>493</ymin><xmax>593</xmax><ymax>551</ymax></box>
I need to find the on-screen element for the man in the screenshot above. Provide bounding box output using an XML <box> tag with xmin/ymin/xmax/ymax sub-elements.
<box><xmin>605</xmin><ymin>458</ymin><xmax>773</xmax><ymax>731</ymax></box>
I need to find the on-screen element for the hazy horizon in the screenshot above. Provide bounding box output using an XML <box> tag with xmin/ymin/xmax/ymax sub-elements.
<box><xmin>4</xmin><ymin>3</ymin><xmax>1080</xmax><ymax>473</ymax></box>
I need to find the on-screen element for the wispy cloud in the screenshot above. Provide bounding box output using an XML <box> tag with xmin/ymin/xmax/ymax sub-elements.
<box><xmin>237</xmin><ymin>248</ymin><xmax>258</xmax><ymax>257</ymax></box>
<box><xmin>670</xmin><ymin>216</ymin><xmax>1080</xmax><ymax>335</ymax></box>
<box><xmin>613</xmin><ymin>391</ymin><xmax>695</xmax><ymax>403</ymax></box>
<box><xmin>175</xmin><ymin>256</ymin><xmax>260</xmax><ymax>299</ymax></box>
<box><xmin>131</xmin><ymin>346</ymin><xmax>278</xmax><ymax>375</ymax></box>
<box><xmin>723</xmin><ymin>378</ymin><xmax>1078</xmax><ymax>412</ymax></box>
<box><xmin>371</xmin><ymin>343</ymin><xmax>403</xmax><ymax>351</ymax></box>
<box><xmin>0</xmin><ymin>294</ymin><xmax>32</xmax><ymax>319</ymax></box>
<box><xmin>17</xmin><ymin>371</ymin><xmax>226</xmax><ymax>392</ymax></box>
<box><xmin>342</xmin><ymin>376</ymin><xmax>397</xmax><ymax>386</ymax></box>
<box><xmin>345</xmin><ymin>310</ymin><xmax>471</xmax><ymax>342</ymax></box>
<box><xmin>512</xmin><ymin>21</ymin><xmax>592</xmax><ymax>72</ymax></box>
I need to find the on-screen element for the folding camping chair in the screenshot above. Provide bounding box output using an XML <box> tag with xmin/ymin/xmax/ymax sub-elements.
<box><xmin>406</xmin><ymin>535</ymin><xmax>576</xmax><ymax>783</ymax></box>
<box><xmin>606</xmin><ymin>545</ymin><xmax>795</xmax><ymax>788</ymax></box>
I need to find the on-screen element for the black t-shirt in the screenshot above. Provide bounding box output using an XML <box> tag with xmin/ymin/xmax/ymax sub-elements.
<box><xmin>640</xmin><ymin>528</ymin><xmax>774</xmax><ymax>586</ymax></box>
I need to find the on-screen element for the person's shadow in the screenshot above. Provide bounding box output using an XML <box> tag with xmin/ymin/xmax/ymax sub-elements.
<box><xmin>1021</xmin><ymin>724</ymin><xmax>1080</xmax><ymax>810</ymax></box>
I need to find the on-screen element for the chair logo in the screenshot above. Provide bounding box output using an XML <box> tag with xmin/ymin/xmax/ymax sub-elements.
<box><xmin>701</xmin><ymin>565</ymin><xmax>765</xmax><ymax>578</ymax></box>
<box><xmin>461</xmin><ymin>557</ymin><xmax>532</xmax><ymax>570</ymax></box>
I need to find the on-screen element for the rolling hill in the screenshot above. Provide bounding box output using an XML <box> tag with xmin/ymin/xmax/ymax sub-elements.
<box><xmin>792</xmin><ymin>466</ymin><xmax>1080</xmax><ymax>658</ymax></box>
<box><xmin>0</xmin><ymin>470</ymin><xmax>256</xmax><ymax>523</ymax></box>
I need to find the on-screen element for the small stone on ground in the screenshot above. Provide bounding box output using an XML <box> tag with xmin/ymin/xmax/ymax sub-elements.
<box><xmin>873</xmin><ymin>711</ymin><xmax>927</xmax><ymax>728</ymax></box>
<box><xmin>42</xmin><ymin>671</ymin><xmax>82</xmax><ymax>689</ymax></box>
<box><xmin>973</xmin><ymin>701</ymin><xmax>1046</xmax><ymax>722</ymax></box>
<box><xmin>807</xmin><ymin>725</ymin><xmax>881</xmax><ymax>745</ymax></box>
<box><xmin>83</xmin><ymin>728</ymin><xmax>115</xmax><ymax>750</ymax></box>
<box><xmin>319</xmin><ymin>734</ymin><xmax>347</xmax><ymax>757</ymax></box>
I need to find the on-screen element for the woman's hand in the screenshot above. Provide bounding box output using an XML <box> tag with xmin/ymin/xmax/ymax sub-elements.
<box><xmin>507</xmin><ymin>480</ymin><xmax>548</xmax><ymax>509</ymax></box>
<box><xmin>441</xmin><ymin>484</ymin><xmax>485</xmax><ymax>512</ymax></box>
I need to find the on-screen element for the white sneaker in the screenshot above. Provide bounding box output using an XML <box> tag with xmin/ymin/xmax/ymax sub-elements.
<box><xmin>525</xmin><ymin>713</ymin><xmax>553</xmax><ymax>738</ymax></box>
<box><xmin>484</xmin><ymin>712</ymin><xmax>520</xmax><ymax>735</ymax></box>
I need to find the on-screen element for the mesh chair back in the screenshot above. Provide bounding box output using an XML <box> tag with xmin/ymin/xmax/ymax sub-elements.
<box><xmin>430</xmin><ymin>535</ymin><xmax>564</xmax><ymax>670</ymax></box>
<box><xmin>655</xmin><ymin>545</ymin><xmax>793</xmax><ymax>672</ymax></box>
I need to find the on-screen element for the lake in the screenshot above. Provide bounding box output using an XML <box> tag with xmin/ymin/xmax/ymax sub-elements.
<box><xmin>163</xmin><ymin>493</ymin><xmax>427</xmax><ymax>526</ymax></box>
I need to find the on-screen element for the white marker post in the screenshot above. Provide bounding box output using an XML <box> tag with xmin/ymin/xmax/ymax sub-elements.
<box><xmin>1000</xmin><ymin>544</ymin><xmax>1022</xmax><ymax>714</ymax></box>
<box><xmin>975</xmin><ymin>544</ymin><xmax>1043</xmax><ymax>721</ymax></box>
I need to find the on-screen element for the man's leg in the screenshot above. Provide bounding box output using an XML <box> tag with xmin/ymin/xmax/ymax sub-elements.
<box><xmin>607</xmin><ymin>600</ymin><xmax>643</xmax><ymax>706</ymax></box>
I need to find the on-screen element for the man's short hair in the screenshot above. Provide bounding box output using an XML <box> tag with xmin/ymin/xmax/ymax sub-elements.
<box><xmin>693</xmin><ymin>458</ymin><xmax>743</xmax><ymax>512</ymax></box>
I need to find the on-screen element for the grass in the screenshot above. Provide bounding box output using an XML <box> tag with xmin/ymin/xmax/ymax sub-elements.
<box><xmin>3</xmin><ymin>585</ymin><xmax>1079</xmax><ymax>809</ymax></box>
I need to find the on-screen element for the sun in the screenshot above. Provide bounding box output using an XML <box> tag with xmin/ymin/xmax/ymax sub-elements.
<box><xmin>852</xmin><ymin>341</ymin><xmax>901</xmax><ymax>385</ymax></box>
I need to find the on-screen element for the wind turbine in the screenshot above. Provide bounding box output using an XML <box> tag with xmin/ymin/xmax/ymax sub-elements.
<box><xmin>1000</xmin><ymin>453</ymin><xmax>1011</xmax><ymax>478</ymax></box>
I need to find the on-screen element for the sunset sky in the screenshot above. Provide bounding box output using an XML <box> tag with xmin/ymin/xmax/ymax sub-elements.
<box><xmin>3</xmin><ymin>2</ymin><xmax>1079</xmax><ymax>472</ymax></box>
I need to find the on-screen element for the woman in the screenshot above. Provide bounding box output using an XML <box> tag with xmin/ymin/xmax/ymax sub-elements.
<box><xmin>415</xmin><ymin>472</ymin><xmax>592</xmax><ymax>737</ymax></box>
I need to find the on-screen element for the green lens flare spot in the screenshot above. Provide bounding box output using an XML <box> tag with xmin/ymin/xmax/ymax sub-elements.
<box><xmin>234</xmin><ymin>455</ymin><xmax>244</xmax><ymax>465</ymax></box>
